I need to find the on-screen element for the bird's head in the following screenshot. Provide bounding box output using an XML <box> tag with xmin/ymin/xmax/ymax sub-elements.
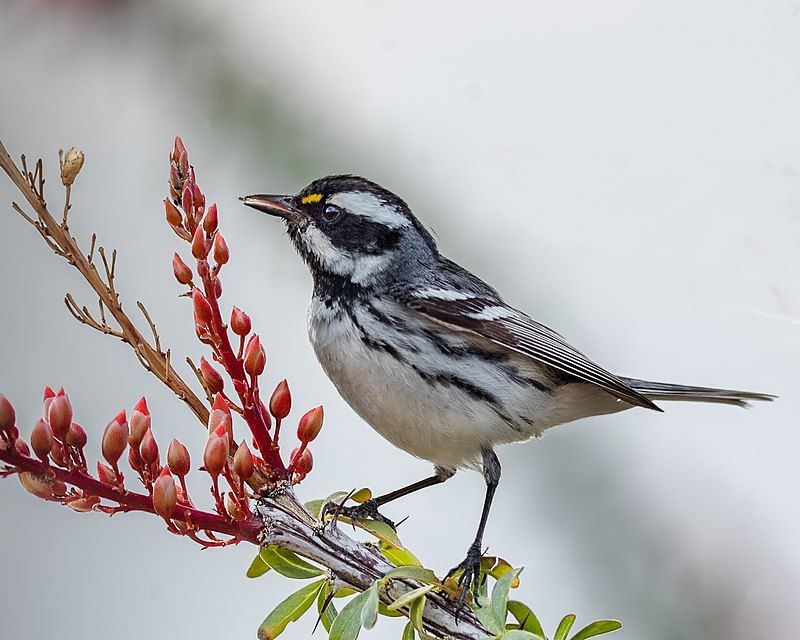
<box><xmin>241</xmin><ymin>175</ymin><xmax>438</xmax><ymax>290</ymax></box>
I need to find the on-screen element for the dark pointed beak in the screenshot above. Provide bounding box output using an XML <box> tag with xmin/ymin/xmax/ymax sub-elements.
<box><xmin>239</xmin><ymin>194</ymin><xmax>299</xmax><ymax>220</ymax></box>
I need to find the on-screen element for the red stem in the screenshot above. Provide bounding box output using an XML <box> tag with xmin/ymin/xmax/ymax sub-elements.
<box><xmin>0</xmin><ymin>447</ymin><xmax>261</xmax><ymax>545</ymax></box>
<box><xmin>197</xmin><ymin>261</ymin><xmax>280</xmax><ymax>472</ymax></box>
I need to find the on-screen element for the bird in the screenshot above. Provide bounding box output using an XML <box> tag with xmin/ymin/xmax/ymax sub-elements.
<box><xmin>241</xmin><ymin>175</ymin><xmax>773</xmax><ymax>601</ymax></box>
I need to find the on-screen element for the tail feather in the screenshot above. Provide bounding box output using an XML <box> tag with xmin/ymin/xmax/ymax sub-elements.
<box><xmin>619</xmin><ymin>378</ymin><xmax>776</xmax><ymax>409</ymax></box>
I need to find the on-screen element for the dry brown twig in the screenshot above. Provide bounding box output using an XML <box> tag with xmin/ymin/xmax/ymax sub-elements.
<box><xmin>0</xmin><ymin>140</ymin><xmax>210</xmax><ymax>427</ymax></box>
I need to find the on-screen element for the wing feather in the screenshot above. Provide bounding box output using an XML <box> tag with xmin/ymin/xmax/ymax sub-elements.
<box><xmin>397</xmin><ymin>290</ymin><xmax>661</xmax><ymax>411</ymax></box>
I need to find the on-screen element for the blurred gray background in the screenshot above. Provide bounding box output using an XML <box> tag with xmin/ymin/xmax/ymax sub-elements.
<box><xmin>1</xmin><ymin>1</ymin><xmax>798</xmax><ymax>639</ymax></box>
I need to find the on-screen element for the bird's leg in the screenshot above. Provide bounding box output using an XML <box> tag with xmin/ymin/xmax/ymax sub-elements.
<box><xmin>322</xmin><ymin>467</ymin><xmax>454</xmax><ymax>531</ymax></box>
<box><xmin>446</xmin><ymin>449</ymin><xmax>500</xmax><ymax>610</ymax></box>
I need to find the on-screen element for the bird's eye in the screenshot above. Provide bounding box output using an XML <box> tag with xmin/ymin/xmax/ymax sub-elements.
<box><xmin>322</xmin><ymin>204</ymin><xmax>342</xmax><ymax>223</ymax></box>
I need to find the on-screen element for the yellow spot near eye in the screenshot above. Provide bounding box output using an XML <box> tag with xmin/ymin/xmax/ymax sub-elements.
<box><xmin>301</xmin><ymin>193</ymin><xmax>323</xmax><ymax>205</ymax></box>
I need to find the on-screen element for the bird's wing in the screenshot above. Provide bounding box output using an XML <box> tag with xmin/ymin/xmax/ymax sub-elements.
<box><xmin>393</xmin><ymin>285</ymin><xmax>660</xmax><ymax>411</ymax></box>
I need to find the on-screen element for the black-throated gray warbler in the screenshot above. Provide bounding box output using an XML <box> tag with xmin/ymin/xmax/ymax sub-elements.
<box><xmin>241</xmin><ymin>176</ymin><xmax>772</xmax><ymax>600</ymax></box>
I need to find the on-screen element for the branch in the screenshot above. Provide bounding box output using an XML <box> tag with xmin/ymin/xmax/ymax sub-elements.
<box><xmin>257</xmin><ymin>488</ymin><xmax>489</xmax><ymax>640</ymax></box>
<box><xmin>0</xmin><ymin>444</ymin><xmax>261</xmax><ymax>545</ymax></box>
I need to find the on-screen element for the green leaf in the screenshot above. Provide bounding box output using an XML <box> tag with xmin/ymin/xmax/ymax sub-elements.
<box><xmin>380</xmin><ymin>543</ymin><xmax>422</xmax><ymax>568</ymax></box>
<box><xmin>257</xmin><ymin>578</ymin><xmax>326</xmax><ymax>640</ymax></box>
<box><xmin>305</xmin><ymin>499</ymin><xmax>325</xmax><ymax>519</ymax></box>
<box><xmin>402</xmin><ymin>621</ymin><xmax>416</xmax><ymax>640</ymax></box>
<box><xmin>329</xmin><ymin>589</ymin><xmax>372</xmax><ymax>640</ymax></box>
<box><xmin>360</xmin><ymin>581</ymin><xmax>380</xmax><ymax>630</ymax></box>
<box><xmin>503</xmin><ymin>631</ymin><xmax>546</xmax><ymax>640</ymax></box>
<box><xmin>246</xmin><ymin>551</ymin><xmax>271</xmax><ymax>578</ymax></box>
<box><xmin>351</xmin><ymin>487</ymin><xmax>372</xmax><ymax>503</ymax></box>
<box><xmin>507</xmin><ymin>601</ymin><xmax>545</xmax><ymax>638</ymax></box>
<box><xmin>307</xmin><ymin>491</ymin><xmax>352</xmax><ymax>520</ymax></box>
<box><xmin>316</xmin><ymin>583</ymin><xmax>339</xmax><ymax>633</ymax></box>
<box><xmin>491</xmin><ymin>568</ymin><xmax>521</xmax><ymax>628</ymax></box>
<box><xmin>569</xmin><ymin>620</ymin><xmax>622</xmax><ymax>640</ymax></box>
<box><xmin>383</xmin><ymin>566</ymin><xmax>440</xmax><ymax>585</ymax></box>
<box><xmin>259</xmin><ymin>546</ymin><xmax>324</xmax><ymax>579</ymax></box>
<box><xmin>345</xmin><ymin>517</ymin><xmax>404</xmax><ymax>548</ymax></box>
<box><xmin>387</xmin><ymin>584</ymin><xmax>435</xmax><ymax>611</ymax></box>
<box><xmin>482</xmin><ymin>557</ymin><xmax>520</xmax><ymax>587</ymax></box>
<box><xmin>553</xmin><ymin>614</ymin><xmax>576</xmax><ymax>640</ymax></box>
<box><xmin>409</xmin><ymin>594</ymin><xmax>426</xmax><ymax>632</ymax></box>
<box><xmin>475</xmin><ymin>600</ymin><xmax>503</xmax><ymax>637</ymax></box>
<box><xmin>378</xmin><ymin>602</ymin><xmax>404</xmax><ymax>618</ymax></box>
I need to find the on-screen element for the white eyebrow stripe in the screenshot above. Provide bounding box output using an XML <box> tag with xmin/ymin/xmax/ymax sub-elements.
<box><xmin>328</xmin><ymin>191</ymin><xmax>410</xmax><ymax>229</ymax></box>
<box><xmin>413</xmin><ymin>288</ymin><xmax>475</xmax><ymax>301</ymax></box>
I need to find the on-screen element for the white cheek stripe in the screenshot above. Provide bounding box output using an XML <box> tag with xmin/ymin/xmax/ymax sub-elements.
<box><xmin>413</xmin><ymin>288</ymin><xmax>475</xmax><ymax>301</ymax></box>
<box><xmin>301</xmin><ymin>225</ymin><xmax>352</xmax><ymax>275</ymax></box>
<box><xmin>300</xmin><ymin>225</ymin><xmax>391</xmax><ymax>284</ymax></box>
<box><xmin>328</xmin><ymin>191</ymin><xmax>410</xmax><ymax>229</ymax></box>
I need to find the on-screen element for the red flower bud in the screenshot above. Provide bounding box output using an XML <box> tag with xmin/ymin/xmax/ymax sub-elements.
<box><xmin>203</xmin><ymin>203</ymin><xmax>218</xmax><ymax>233</ymax></box>
<box><xmin>243</xmin><ymin>335</ymin><xmax>266</xmax><ymax>377</ymax></box>
<box><xmin>203</xmin><ymin>433</ymin><xmax>228</xmax><ymax>477</ymax></box>
<box><xmin>212</xmin><ymin>233</ymin><xmax>229</xmax><ymax>266</ymax></box>
<box><xmin>297</xmin><ymin>406</ymin><xmax>324</xmax><ymax>443</ymax></box>
<box><xmin>102</xmin><ymin>414</ymin><xmax>129</xmax><ymax>465</ymax></box>
<box><xmin>207</xmin><ymin>407</ymin><xmax>231</xmax><ymax>433</ymax></box>
<box><xmin>153</xmin><ymin>468</ymin><xmax>177</xmax><ymax>519</ymax></box>
<box><xmin>230</xmin><ymin>307</ymin><xmax>251</xmax><ymax>337</ymax></box>
<box><xmin>213</xmin><ymin>277</ymin><xmax>222</xmax><ymax>299</ymax></box>
<box><xmin>48</xmin><ymin>394</ymin><xmax>73</xmax><ymax>441</ymax></box>
<box><xmin>97</xmin><ymin>462</ymin><xmax>116</xmax><ymax>485</ymax></box>
<box><xmin>167</xmin><ymin>439</ymin><xmax>191</xmax><ymax>477</ymax></box>
<box><xmin>179</xmin><ymin>150</ymin><xmax>189</xmax><ymax>179</ymax></box>
<box><xmin>66</xmin><ymin>495</ymin><xmax>100</xmax><ymax>513</ymax></box>
<box><xmin>15</xmin><ymin>438</ymin><xmax>30</xmax><ymax>456</ymax></box>
<box><xmin>169</xmin><ymin>165</ymin><xmax>181</xmax><ymax>196</ymax></box>
<box><xmin>200</xmin><ymin>357</ymin><xmax>224</xmax><ymax>395</ymax></box>
<box><xmin>42</xmin><ymin>387</ymin><xmax>55</xmax><ymax>421</ymax></box>
<box><xmin>139</xmin><ymin>429</ymin><xmax>159</xmax><ymax>466</ymax></box>
<box><xmin>0</xmin><ymin>394</ymin><xmax>15</xmax><ymax>432</ymax></box>
<box><xmin>165</xmin><ymin>199</ymin><xmax>183</xmax><ymax>227</ymax></box>
<box><xmin>226</xmin><ymin>493</ymin><xmax>247</xmax><ymax>521</ymax></box>
<box><xmin>212</xmin><ymin>393</ymin><xmax>231</xmax><ymax>416</ymax></box>
<box><xmin>193</xmin><ymin>183</ymin><xmax>204</xmax><ymax>212</ymax></box>
<box><xmin>134</xmin><ymin>397</ymin><xmax>150</xmax><ymax>415</ymax></box>
<box><xmin>192</xmin><ymin>288</ymin><xmax>213</xmax><ymax>326</ymax></box>
<box><xmin>173</xmin><ymin>135</ymin><xmax>187</xmax><ymax>163</ymax></box>
<box><xmin>269</xmin><ymin>380</ymin><xmax>292</xmax><ymax>420</ymax></box>
<box><xmin>128</xmin><ymin>445</ymin><xmax>143</xmax><ymax>472</ymax></box>
<box><xmin>129</xmin><ymin>407</ymin><xmax>152</xmax><ymax>448</ymax></box>
<box><xmin>50</xmin><ymin>442</ymin><xmax>66</xmax><ymax>467</ymax></box>
<box><xmin>182</xmin><ymin>183</ymin><xmax>194</xmax><ymax>217</ymax></box>
<box><xmin>172</xmin><ymin>253</ymin><xmax>193</xmax><ymax>285</ymax></box>
<box><xmin>290</xmin><ymin>447</ymin><xmax>313</xmax><ymax>477</ymax></box>
<box><xmin>19</xmin><ymin>472</ymin><xmax>58</xmax><ymax>500</ymax></box>
<box><xmin>233</xmin><ymin>441</ymin><xmax>255</xmax><ymax>480</ymax></box>
<box><xmin>191</xmin><ymin>225</ymin><xmax>207</xmax><ymax>260</ymax></box>
<box><xmin>66</xmin><ymin>423</ymin><xmax>87</xmax><ymax>449</ymax></box>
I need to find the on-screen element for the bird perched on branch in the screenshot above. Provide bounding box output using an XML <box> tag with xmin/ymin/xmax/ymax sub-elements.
<box><xmin>241</xmin><ymin>176</ymin><xmax>773</xmax><ymax>602</ymax></box>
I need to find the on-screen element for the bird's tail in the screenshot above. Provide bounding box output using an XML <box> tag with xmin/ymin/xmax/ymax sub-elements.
<box><xmin>619</xmin><ymin>377</ymin><xmax>776</xmax><ymax>408</ymax></box>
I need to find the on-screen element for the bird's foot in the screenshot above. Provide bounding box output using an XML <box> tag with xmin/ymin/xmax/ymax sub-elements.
<box><xmin>321</xmin><ymin>497</ymin><xmax>397</xmax><ymax>532</ymax></box>
<box><xmin>445</xmin><ymin>541</ymin><xmax>484</xmax><ymax>619</ymax></box>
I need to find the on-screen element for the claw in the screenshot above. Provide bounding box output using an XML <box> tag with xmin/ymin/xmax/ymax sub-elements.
<box><xmin>333</xmin><ymin>498</ymin><xmax>397</xmax><ymax>531</ymax></box>
<box><xmin>445</xmin><ymin>542</ymin><xmax>484</xmax><ymax>621</ymax></box>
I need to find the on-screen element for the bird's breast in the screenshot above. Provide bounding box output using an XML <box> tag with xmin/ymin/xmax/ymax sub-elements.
<box><xmin>307</xmin><ymin>296</ymin><xmax>555</xmax><ymax>470</ymax></box>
